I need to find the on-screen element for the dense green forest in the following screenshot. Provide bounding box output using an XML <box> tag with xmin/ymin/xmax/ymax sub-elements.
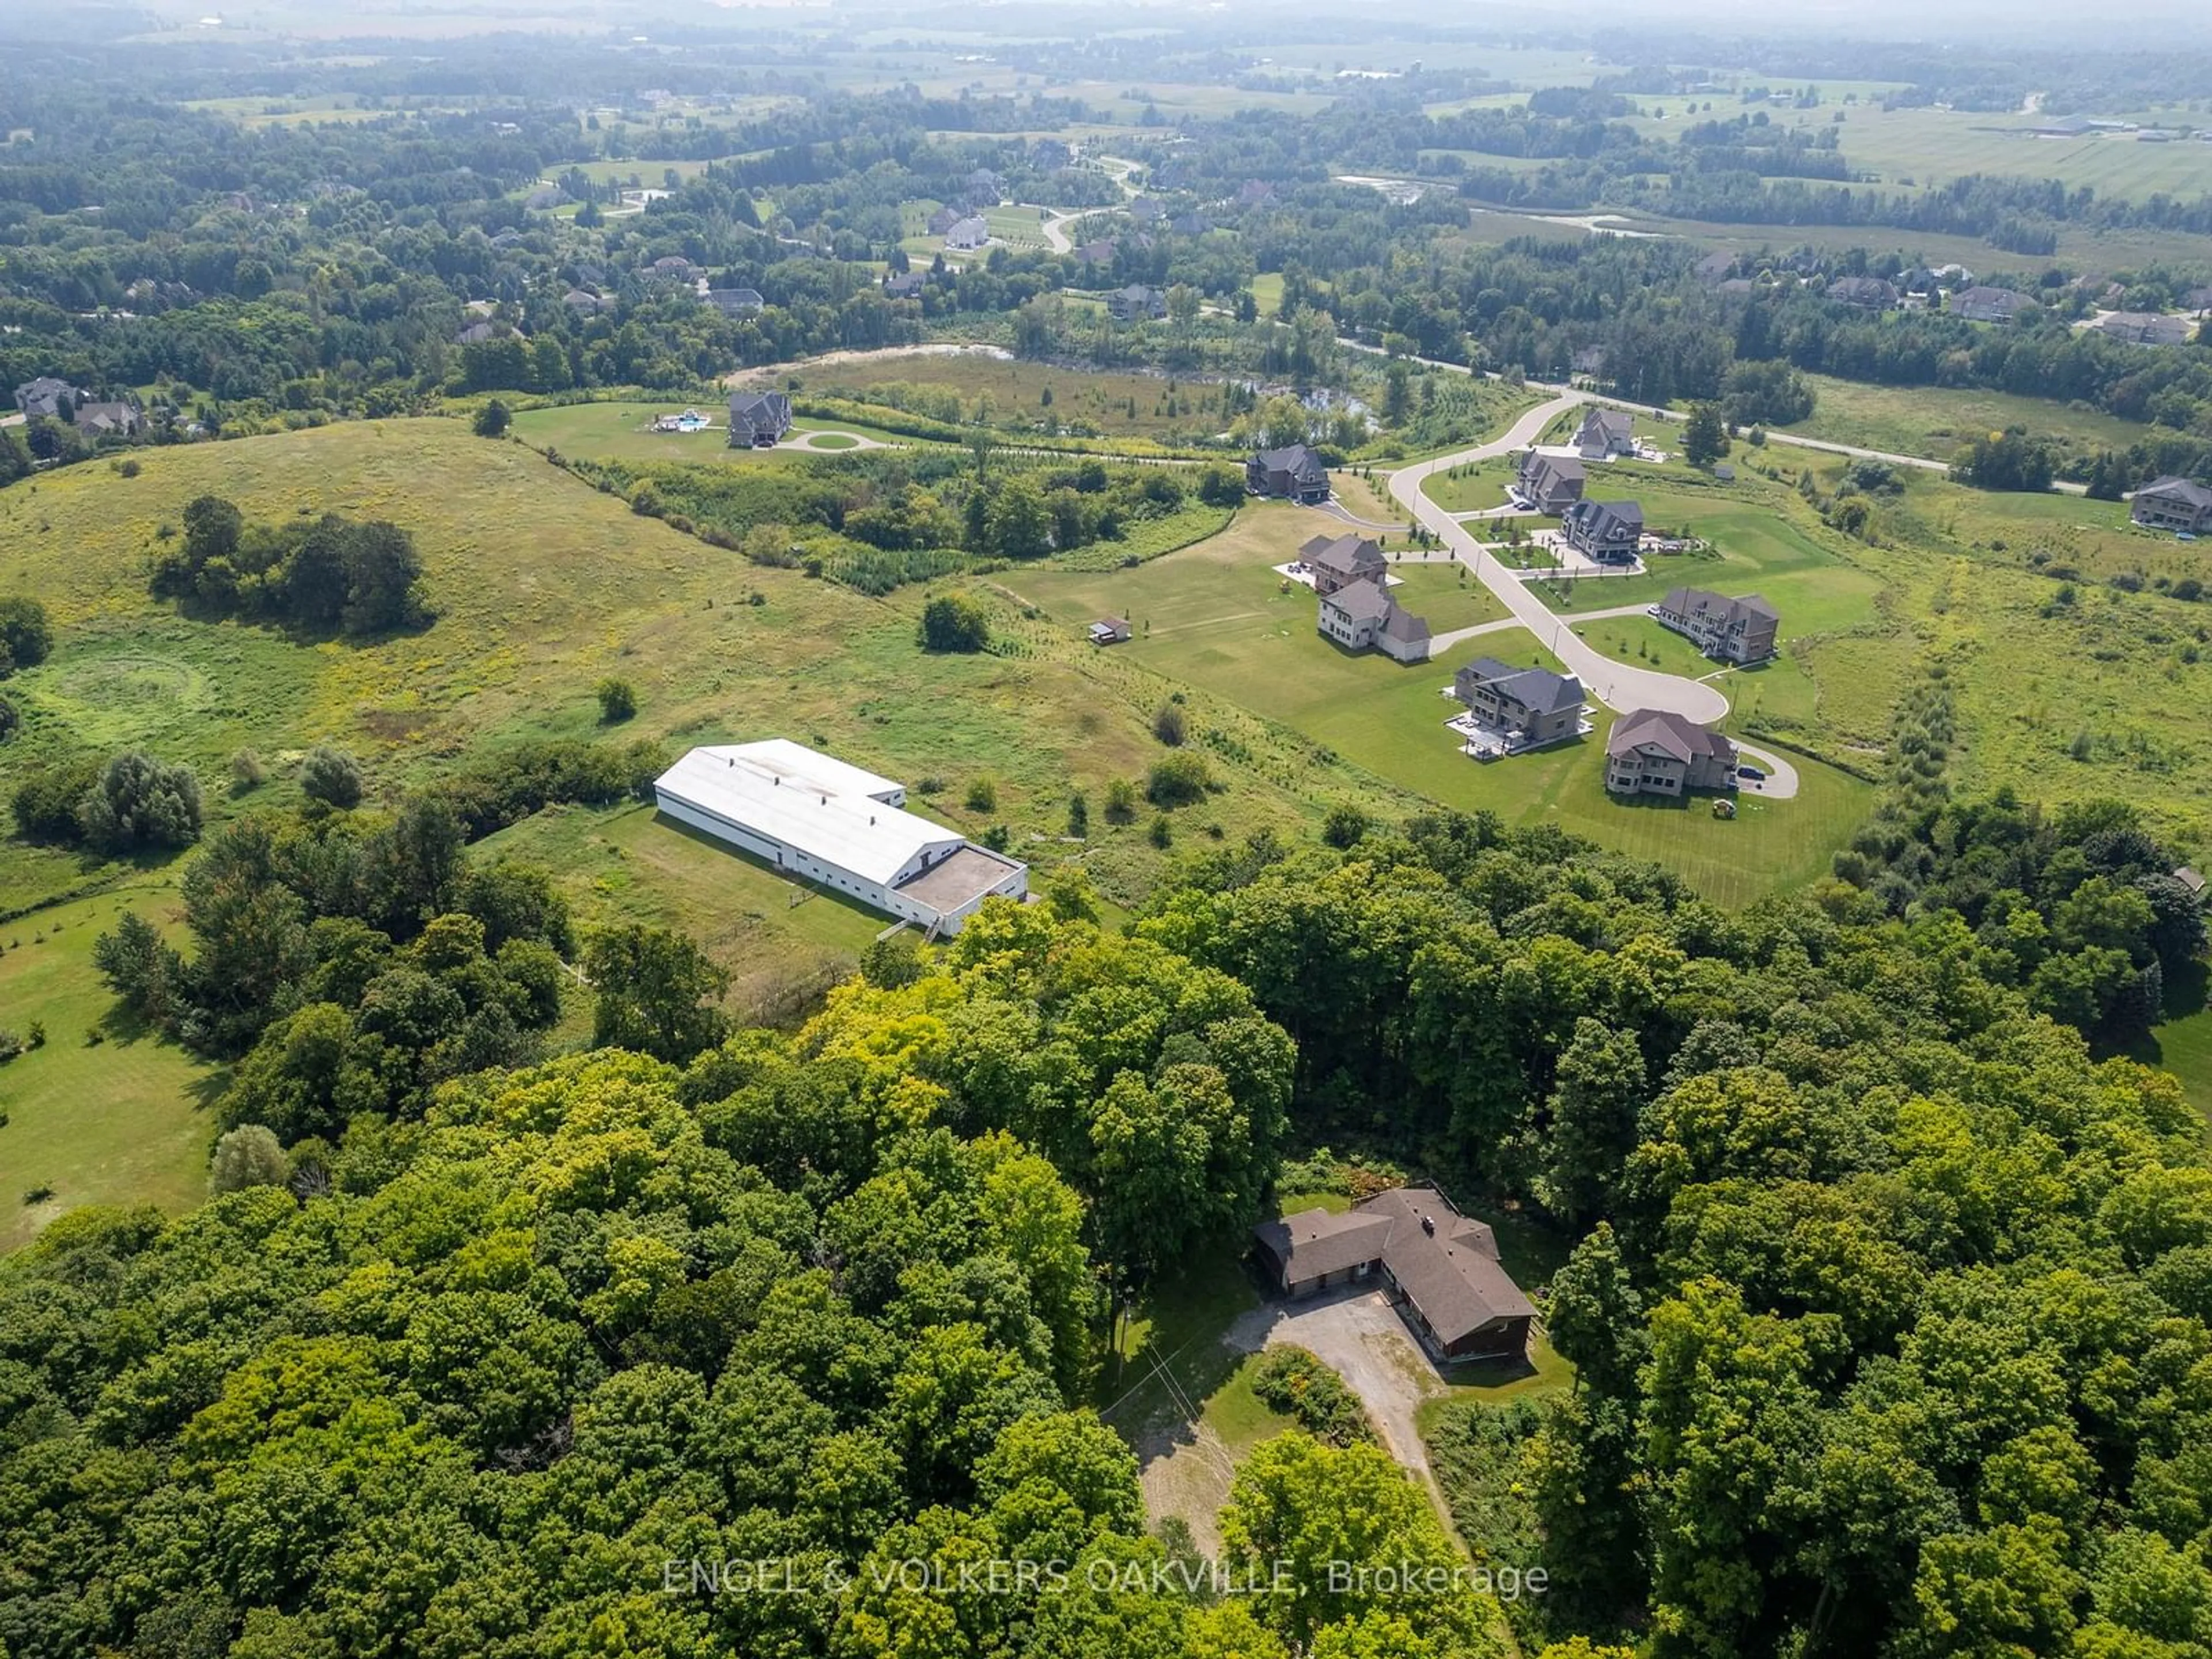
<box><xmin>5</xmin><ymin>753</ymin><xmax>2212</xmax><ymax>1655</ymax></box>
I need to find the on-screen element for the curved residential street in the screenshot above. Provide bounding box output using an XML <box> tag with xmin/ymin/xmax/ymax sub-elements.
<box><xmin>1388</xmin><ymin>396</ymin><xmax>1734</xmax><ymax>726</ymax></box>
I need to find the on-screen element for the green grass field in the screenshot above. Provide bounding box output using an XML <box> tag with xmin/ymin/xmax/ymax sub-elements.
<box><xmin>7</xmin><ymin>421</ymin><xmax>1559</xmax><ymax>1247</ymax></box>
<box><xmin>1783</xmin><ymin>375</ymin><xmax>2154</xmax><ymax>466</ymax></box>
<box><xmin>803</xmin><ymin>353</ymin><xmax>1242</xmax><ymax>445</ymax></box>
<box><xmin>509</xmin><ymin>402</ymin><xmax>910</xmax><ymax>463</ymax></box>
<box><xmin>1421</xmin><ymin>460</ymin><xmax>1518</xmax><ymax>513</ymax></box>
<box><xmin>0</xmin><ymin>882</ymin><xmax>221</xmax><ymax>1252</ymax></box>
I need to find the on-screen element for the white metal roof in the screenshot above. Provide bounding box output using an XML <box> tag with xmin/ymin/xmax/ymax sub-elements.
<box><xmin>654</xmin><ymin>741</ymin><xmax>963</xmax><ymax>886</ymax></box>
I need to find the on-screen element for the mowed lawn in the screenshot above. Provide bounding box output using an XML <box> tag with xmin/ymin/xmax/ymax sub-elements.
<box><xmin>510</xmin><ymin>400</ymin><xmax>911</xmax><ymax>463</ymax></box>
<box><xmin>0</xmin><ymin>883</ymin><xmax>220</xmax><ymax>1252</ymax></box>
<box><xmin>1014</xmin><ymin>502</ymin><xmax>1873</xmax><ymax>906</ymax></box>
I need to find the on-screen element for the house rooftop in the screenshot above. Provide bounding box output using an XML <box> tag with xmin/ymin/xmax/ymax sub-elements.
<box><xmin>1607</xmin><ymin>707</ymin><xmax>1733</xmax><ymax>763</ymax></box>
<box><xmin>2141</xmin><ymin>476</ymin><xmax>2212</xmax><ymax>509</ymax></box>
<box><xmin>1253</xmin><ymin>1185</ymin><xmax>1535</xmax><ymax>1347</ymax></box>
<box><xmin>1464</xmin><ymin>656</ymin><xmax>1586</xmax><ymax>716</ymax></box>
<box><xmin>1325</xmin><ymin>579</ymin><xmax>1392</xmax><ymax>623</ymax></box>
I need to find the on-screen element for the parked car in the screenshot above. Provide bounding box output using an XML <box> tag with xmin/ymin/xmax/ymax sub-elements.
<box><xmin>1738</xmin><ymin>764</ymin><xmax>1766</xmax><ymax>782</ymax></box>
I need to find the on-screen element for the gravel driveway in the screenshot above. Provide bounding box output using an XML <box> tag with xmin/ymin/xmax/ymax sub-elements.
<box><xmin>1226</xmin><ymin>1286</ymin><xmax>1452</xmax><ymax>1498</ymax></box>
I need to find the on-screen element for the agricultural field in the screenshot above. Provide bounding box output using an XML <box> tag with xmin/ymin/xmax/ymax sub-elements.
<box><xmin>1782</xmin><ymin>374</ymin><xmax>2156</xmax><ymax>467</ymax></box>
<box><xmin>1756</xmin><ymin>106</ymin><xmax>2212</xmax><ymax>203</ymax></box>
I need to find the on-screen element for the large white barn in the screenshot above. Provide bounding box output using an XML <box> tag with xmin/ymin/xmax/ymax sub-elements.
<box><xmin>653</xmin><ymin>740</ymin><xmax>1027</xmax><ymax>935</ymax></box>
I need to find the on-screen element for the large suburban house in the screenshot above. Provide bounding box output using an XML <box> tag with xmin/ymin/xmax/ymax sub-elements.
<box><xmin>1253</xmin><ymin>1186</ymin><xmax>1536</xmax><ymax>1362</ymax></box>
<box><xmin>654</xmin><ymin>740</ymin><xmax>1027</xmax><ymax>935</ymax></box>
<box><xmin>1301</xmin><ymin>532</ymin><xmax>1388</xmax><ymax>594</ymax></box>
<box><xmin>1317</xmin><ymin>576</ymin><xmax>1430</xmax><ymax>662</ymax></box>
<box><xmin>945</xmin><ymin>216</ymin><xmax>990</xmax><ymax>251</ymax></box>
<box><xmin>13</xmin><ymin>377</ymin><xmax>90</xmax><ymax>420</ymax></box>
<box><xmin>705</xmin><ymin>287</ymin><xmax>766</xmax><ymax>317</ymax></box>
<box><xmin>1826</xmin><ymin>275</ymin><xmax>1900</xmax><ymax>310</ymax></box>
<box><xmin>2096</xmin><ymin>311</ymin><xmax>2194</xmax><ymax>347</ymax></box>
<box><xmin>1107</xmin><ymin>283</ymin><xmax>1168</xmax><ymax>321</ymax></box>
<box><xmin>1454</xmin><ymin>657</ymin><xmax>1589</xmax><ymax>751</ymax></box>
<box><xmin>1248</xmin><ymin>444</ymin><xmax>1330</xmax><ymax>504</ymax></box>
<box><xmin>72</xmin><ymin>400</ymin><xmax>145</xmax><ymax>440</ymax></box>
<box><xmin>1653</xmin><ymin>587</ymin><xmax>1780</xmax><ymax>663</ymax></box>
<box><xmin>1560</xmin><ymin>498</ymin><xmax>1644</xmax><ymax>564</ymax></box>
<box><xmin>2132</xmin><ymin>476</ymin><xmax>2212</xmax><ymax>533</ymax></box>
<box><xmin>1950</xmin><ymin>286</ymin><xmax>2034</xmax><ymax>324</ymax></box>
<box><xmin>1574</xmin><ymin>408</ymin><xmax>1636</xmax><ymax>459</ymax></box>
<box><xmin>726</xmin><ymin>391</ymin><xmax>794</xmax><ymax>447</ymax></box>
<box><xmin>1514</xmin><ymin>449</ymin><xmax>1587</xmax><ymax>514</ymax></box>
<box><xmin>1605</xmin><ymin>709</ymin><xmax>1740</xmax><ymax>797</ymax></box>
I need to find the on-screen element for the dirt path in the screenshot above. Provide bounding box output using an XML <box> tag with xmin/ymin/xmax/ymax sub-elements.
<box><xmin>724</xmin><ymin>342</ymin><xmax>1014</xmax><ymax>387</ymax></box>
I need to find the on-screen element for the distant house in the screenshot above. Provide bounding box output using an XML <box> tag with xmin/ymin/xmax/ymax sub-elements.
<box><xmin>1128</xmin><ymin>195</ymin><xmax>1165</xmax><ymax>224</ymax></box>
<box><xmin>945</xmin><ymin>216</ymin><xmax>990</xmax><ymax>251</ymax></box>
<box><xmin>1653</xmin><ymin>587</ymin><xmax>1779</xmax><ymax>663</ymax></box>
<box><xmin>1170</xmin><ymin>211</ymin><xmax>1212</xmax><ymax>237</ymax></box>
<box><xmin>1236</xmin><ymin>179</ymin><xmax>1277</xmax><ymax>207</ymax></box>
<box><xmin>1454</xmin><ymin>657</ymin><xmax>1589</xmax><ymax>751</ymax></box>
<box><xmin>1560</xmin><ymin>498</ymin><xmax>1644</xmax><ymax>565</ymax></box>
<box><xmin>1827</xmin><ymin>275</ymin><xmax>1899</xmax><ymax>310</ymax></box>
<box><xmin>1074</xmin><ymin>237</ymin><xmax>1119</xmax><ymax>267</ymax></box>
<box><xmin>926</xmin><ymin>204</ymin><xmax>961</xmax><ymax>236</ymax></box>
<box><xmin>73</xmin><ymin>400</ymin><xmax>145</xmax><ymax>440</ymax></box>
<box><xmin>12</xmin><ymin>377</ymin><xmax>89</xmax><ymax>420</ymax></box>
<box><xmin>727</xmin><ymin>391</ymin><xmax>794</xmax><ymax>448</ymax></box>
<box><xmin>1253</xmin><ymin>1185</ymin><xmax>1535</xmax><ymax>1362</ymax></box>
<box><xmin>561</xmin><ymin>289</ymin><xmax>607</xmax><ymax>314</ymax></box>
<box><xmin>1692</xmin><ymin>249</ymin><xmax>1737</xmax><ymax>286</ymax></box>
<box><xmin>1088</xmin><ymin>617</ymin><xmax>1132</xmax><ymax>646</ymax></box>
<box><xmin>523</xmin><ymin>184</ymin><xmax>568</xmax><ymax>211</ymax></box>
<box><xmin>1605</xmin><ymin>709</ymin><xmax>1740</xmax><ymax>797</ymax></box>
<box><xmin>882</xmin><ymin>271</ymin><xmax>926</xmax><ymax>299</ymax></box>
<box><xmin>2186</xmin><ymin>286</ymin><xmax>2212</xmax><ymax>317</ymax></box>
<box><xmin>1573</xmin><ymin>407</ymin><xmax>1635</xmax><ymax>459</ymax></box>
<box><xmin>1950</xmin><ymin>286</ymin><xmax>2033</xmax><ymax>324</ymax></box>
<box><xmin>2096</xmin><ymin>312</ymin><xmax>2193</xmax><ymax>347</ymax></box>
<box><xmin>1570</xmin><ymin>346</ymin><xmax>1609</xmax><ymax>382</ymax></box>
<box><xmin>1107</xmin><ymin>283</ymin><xmax>1167</xmax><ymax>322</ymax></box>
<box><xmin>644</xmin><ymin>254</ymin><xmax>702</xmax><ymax>283</ymax></box>
<box><xmin>1301</xmin><ymin>533</ymin><xmax>1386</xmax><ymax>594</ymax></box>
<box><xmin>2131</xmin><ymin>476</ymin><xmax>2212</xmax><ymax>533</ymax></box>
<box><xmin>1248</xmin><ymin>444</ymin><xmax>1330</xmax><ymax>504</ymax></box>
<box><xmin>1514</xmin><ymin>450</ymin><xmax>1586</xmax><ymax>514</ymax></box>
<box><xmin>706</xmin><ymin>288</ymin><xmax>766</xmax><ymax>317</ymax></box>
<box><xmin>1317</xmin><ymin>576</ymin><xmax>1430</xmax><ymax>662</ymax></box>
